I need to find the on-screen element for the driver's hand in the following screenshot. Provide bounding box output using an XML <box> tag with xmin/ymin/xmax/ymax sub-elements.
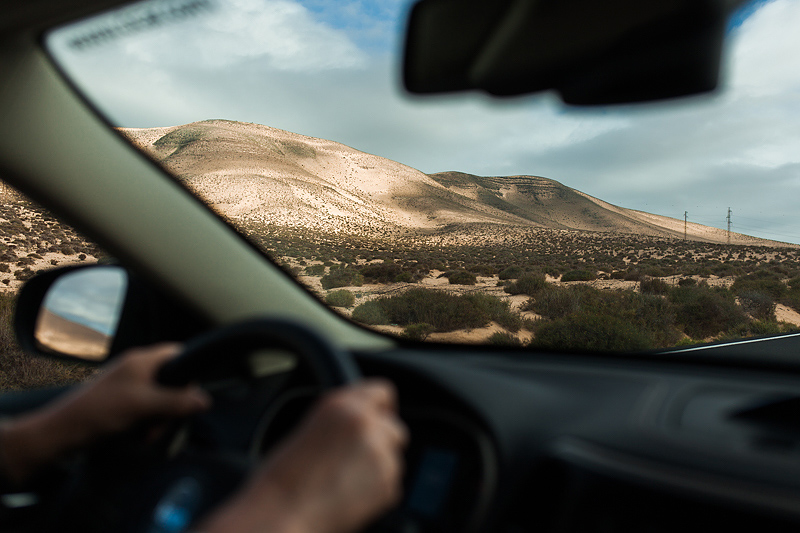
<box><xmin>200</xmin><ymin>379</ymin><xmax>408</xmax><ymax>533</ymax></box>
<box><xmin>1</xmin><ymin>343</ymin><xmax>211</xmax><ymax>485</ymax></box>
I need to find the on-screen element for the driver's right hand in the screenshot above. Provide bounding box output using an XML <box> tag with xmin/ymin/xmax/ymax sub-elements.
<box><xmin>198</xmin><ymin>379</ymin><xmax>408</xmax><ymax>533</ymax></box>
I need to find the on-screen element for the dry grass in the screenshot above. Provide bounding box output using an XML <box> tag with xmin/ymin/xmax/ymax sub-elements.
<box><xmin>0</xmin><ymin>292</ymin><xmax>96</xmax><ymax>391</ymax></box>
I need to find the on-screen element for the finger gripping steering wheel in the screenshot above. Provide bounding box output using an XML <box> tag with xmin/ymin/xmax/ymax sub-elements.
<box><xmin>73</xmin><ymin>319</ymin><xmax>360</xmax><ymax>533</ymax></box>
<box><xmin>156</xmin><ymin>318</ymin><xmax>360</xmax><ymax>388</ymax></box>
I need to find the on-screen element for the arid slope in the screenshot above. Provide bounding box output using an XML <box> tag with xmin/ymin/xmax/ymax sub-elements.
<box><xmin>121</xmin><ymin>120</ymin><xmax>784</xmax><ymax>246</ymax></box>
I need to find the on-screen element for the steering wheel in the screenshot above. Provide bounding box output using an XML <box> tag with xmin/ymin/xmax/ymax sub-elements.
<box><xmin>49</xmin><ymin>318</ymin><xmax>360</xmax><ymax>533</ymax></box>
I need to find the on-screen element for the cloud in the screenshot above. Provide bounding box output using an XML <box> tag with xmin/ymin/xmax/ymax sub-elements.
<box><xmin>43</xmin><ymin>267</ymin><xmax>127</xmax><ymax>335</ymax></box>
<box><xmin>51</xmin><ymin>0</ymin><xmax>368</xmax><ymax>72</ymax></box>
<box><xmin>44</xmin><ymin>0</ymin><xmax>800</xmax><ymax>242</ymax></box>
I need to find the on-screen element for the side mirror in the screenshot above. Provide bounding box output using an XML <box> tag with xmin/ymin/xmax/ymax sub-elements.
<box><xmin>14</xmin><ymin>265</ymin><xmax>210</xmax><ymax>364</ymax></box>
<box><xmin>36</xmin><ymin>266</ymin><xmax>127</xmax><ymax>360</ymax></box>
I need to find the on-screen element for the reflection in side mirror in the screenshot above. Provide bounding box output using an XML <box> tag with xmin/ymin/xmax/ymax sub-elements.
<box><xmin>34</xmin><ymin>266</ymin><xmax>127</xmax><ymax>361</ymax></box>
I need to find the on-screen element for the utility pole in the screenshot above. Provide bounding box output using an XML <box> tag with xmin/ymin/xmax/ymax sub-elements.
<box><xmin>684</xmin><ymin>211</ymin><xmax>688</xmax><ymax>241</ymax></box>
<box><xmin>726</xmin><ymin>208</ymin><xmax>732</xmax><ymax>245</ymax></box>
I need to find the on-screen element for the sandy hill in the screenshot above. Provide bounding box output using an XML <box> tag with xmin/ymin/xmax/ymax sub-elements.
<box><xmin>121</xmin><ymin>120</ymin><xmax>784</xmax><ymax>246</ymax></box>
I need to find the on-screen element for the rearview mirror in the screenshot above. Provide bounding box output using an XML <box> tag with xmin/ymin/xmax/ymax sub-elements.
<box><xmin>404</xmin><ymin>0</ymin><xmax>744</xmax><ymax>104</ymax></box>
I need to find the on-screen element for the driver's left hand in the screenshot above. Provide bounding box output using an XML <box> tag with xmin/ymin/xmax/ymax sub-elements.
<box><xmin>0</xmin><ymin>343</ymin><xmax>212</xmax><ymax>486</ymax></box>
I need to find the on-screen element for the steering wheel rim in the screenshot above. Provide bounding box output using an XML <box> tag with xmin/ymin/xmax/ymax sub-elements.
<box><xmin>157</xmin><ymin>318</ymin><xmax>360</xmax><ymax>388</ymax></box>
<box><xmin>49</xmin><ymin>318</ymin><xmax>361</xmax><ymax>533</ymax></box>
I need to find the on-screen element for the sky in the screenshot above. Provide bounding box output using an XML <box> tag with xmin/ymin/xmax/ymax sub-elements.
<box><xmin>47</xmin><ymin>0</ymin><xmax>800</xmax><ymax>244</ymax></box>
<box><xmin>43</xmin><ymin>267</ymin><xmax>127</xmax><ymax>335</ymax></box>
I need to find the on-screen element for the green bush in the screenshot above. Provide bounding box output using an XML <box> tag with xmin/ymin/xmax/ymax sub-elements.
<box><xmin>351</xmin><ymin>300</ymin><xmax>389</xmax><ymax>325</ymax></box>
<box><xmin>678</xmin><ymin>277</ymin><xmax>696</xmax><ymax>287</ymax></box>
<box><xmin>304</xmin><ymin>264</ymin><xmax>326</xmax><ymax>276</ymax></box>
<box><xmin>487</xmin><ymin>332</ymin><xmax>522</xmax><ymax>347</ymax></box>
<box><xmin>463</xmin><ymin>293</ymin><xmax>522</xmax><ymax>332</ymax></box>
<box><xmin>360</xmin><ymin>261</ymin><xmax>402</xmax><ymax>283</ymax></box>
<box><xmin>640</xmin><ymin>277</ymin><xmax>670</xmax><ymax>295</ymax></box>
<box><xmin>731</xmin><ymin>270</ymin><xmax>787</xmax><ymax>300</ymax></box>
<box><xmin>402</xmin><ymin>323</ymin><xmax>434</xmax><ymax>341</ymax></box>
<box><xmin>447</xmin><ymin>270</ymin><xmax>477</xmax><ymax>285</ymax></box>
<box><xmin>320</xmin><ymin>268</ymin><xmax>363</xmax><ymax>290</ymax></box>
<box><xmin>738</xmin><ymin>290</ymin><xmax>775</xmax><ymax>321</ymax></box>
<box><xmin>394</xmin><ymin>271</ymin><xmax>414</xmax><ymax>283</ymax></box>
<box><xmin>498</xmin><ymin>266</ymin><xmax>524</xmax><ymax>280</ymax></box>
<box><xmin>469</xmin><ymin>264</ymin><xmax>496</xmax><ymax>276</ymax></box>
<box><xmin>350</xmin><ymin>289</ymin><xmax>491</xmax><ymax>332</ymax></box>
<box><xmin>561</xmin><ymin>270</ymin><xmax>596</xmax><ymax>282</ymax></box>
<box><xmin>527</xmin><ymin>286</ymin><xmax>580</xmax><ymax>319</ymax></box>
<box><xmin>325</xmin><ymin>290</ymin><xmax>355</xmax><ymax>308</ymax></box>
<box><xmin>530</xmin><ymin>313</ymin><xmax>653</xmax><ymax>352</ymax></box>
<box><xmin>669</xmin><ymin>285</ymin><xmax>748</xmax><ymax>339</ymax></box>
<box><xmin>784</xmin><ymin>286</ymin><xmax>800</xmax><ymax>314</ymax></box>
<box><xmin>504</xmin><ymin>273</ymin><xmax>547</xmax><ymax>296</ymax></box>
<box><xmin>624</xmin><ymin>270</ymin><xmax>642</xmax><ymax>282</ymax></box>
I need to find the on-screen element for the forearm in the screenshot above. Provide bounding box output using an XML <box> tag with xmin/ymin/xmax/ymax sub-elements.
<box><xmin>0</xmin><ymin>408</ymin><xmax>74</xmax><ymax>486</ymax></box>
<box><xmin>197</xmin><ymin>478</ymin><xmax>308</xmax><ymax>533</ymax></box>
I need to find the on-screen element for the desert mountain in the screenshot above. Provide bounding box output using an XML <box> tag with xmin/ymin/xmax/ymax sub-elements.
<box><xmin>120</xmin><ymin>120</ymin><xmax>779</xmax><ymax>246</ymax></box>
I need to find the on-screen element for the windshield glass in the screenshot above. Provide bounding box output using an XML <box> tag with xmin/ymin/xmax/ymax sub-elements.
<box><xmin>45</xmin><ymin>0</ymin><xmax>800</xmax><ymax>352</ymax></box>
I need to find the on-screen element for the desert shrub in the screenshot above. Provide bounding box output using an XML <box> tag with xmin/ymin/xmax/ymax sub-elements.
<box><xmin>784</xmin><ymin>287</ymin><xmax>800</xmax><ymax>314</ymax></box>
<box><xmin>629</xmin><ymin>293</ymin><xmax>680</xmax><ymax>347</ymax></box>
<box><xmin>678</xmin><ymin>277</ymin><xmax>696</xmax><ymax>287</ymax></box>
<box><xmin>463</xmin><ymin>293</ymin><xmax>522</xmax><ymax>332</ymax></box>
<box><xmin>60</xmin><ymin>246</ymin><xmax>75</xmax><ymax>255</ymax></box>
<box><xmin>0</xmin><ymin>292</ymin><xmax>95</xmax><ymax>390</ymax></box>
<box><xmin>394</xmin><ymin>271</ymin><xmax>413</xmax><ymax>283</ymax></box>
<box><xmin>304</xmin><ymin>264</ymin><xmax>326</xmax><ymax>276</ymax></box>
<box><xmin>737</xmin><ymin>290</ymin><xmax>775</xmax><ymax>321</ymax></box>
<box><xmin>16</xmin><ymin>257</ymin><xmax>34</xmax><ymax>266</ymax></box>
<box><xmin>527</xmin><ymin>286</ymin><xmax>580</xmax><ymax>319</ymax></box>
<box><xmin>669</xmin><ymin>285</ymin><xmax>748</xmax><ymax>339</ymax></box>
<box><xmin>320</xmin><ymin>268</ymin><xmax>363</xmax><ymax>290</ymax></box>
<box><xmin>360</xmin><ymin>261</ymin><xmax>402</xmax><ymax>283</ymax></box>
<box><xmin>447</xmin><ymin>270</ymin><xmax>477</xmax><ymax>285</ymax></box>
<box><xmin>610</xmin><ymin>271</ymin><xmax>626</xmax><ymax>280</ymax></box>
<box><xmin>504</xmin><ymin>273</ymin><xmax>547</xmax><ymax>296</ymax></box>
<box><xmin>469</xmin><ymin>264</ymin><xmax>496</xmax><ymax>276</ymax></box>
<box><xmin>488</xmin><ymin>332</ymin><xmax>522</xmax><ymax>347</ymax></box>
<box><xmin>402</xmin><ymin>323</ymin><xmax>434</xmax><ymax>341</ymax></box>
<box><xmin>542</xmin><ymin>266</ymin><xmax>562</xmax><ymax>277</ymax></box>
<box><xmin>561</xmin><ymin>270</ymin><xmax>596</xmax><ymax>282</ymax></box>
<box><xmin>351</xmin><ymin>289</ymin><xmax>489</xmax><ymax>332</ymax></box>
<box><xmin>0</xmin><ymin>263</ymin><xmax>8</xmax><ymax>273</ymax></box>
<box><xmin>13</xmin><ymin>268</ymin><xmax>33</xmax><ymax>281</ymax></box>
<box><xmin>325</xmin><ymin>290</ymin><xmax>355</xmax><ymax>308</ymax></box>
<box><xmin>351</xmin><ymin>300</ymin><xmax>389</xmax><ymax>325</ymax></box>
<box><xmin>530</xmin><ymin>313</ymin><xmax>653</xmax><ymax>352</ymax></box>
<box><xmin>640</xmin><ymin>277</ymin><xmax>670</xmax><ymax>296</ymax></box>
<box><xmin>722</xmin><ymin>320</ymin><xmax>789</xmax><ymax>339</ymax></box>
<box><xmin>641</xmin><ymin>266</ymin><xmax>669</xmax><ymax>278</ymax></box>
<box><xmin>624</xmin><ymin>270</ymin><xmax>642</xmax><ymax>282</ymax></box>
<box><xmin>498</xmin><ymin>266</ymin><xmax>524</xmax><ymax>280</ymax></box>
<box><xmin>731</xmin><ymin>270</ymin><xmax>786</xmax><ymax>300</ymax></box>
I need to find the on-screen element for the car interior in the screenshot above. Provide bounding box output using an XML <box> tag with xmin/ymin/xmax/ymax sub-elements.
<box><xmin>3</xmin><ymin>0</ymin><xmax>800</xmax><ymax>531</ymax></box>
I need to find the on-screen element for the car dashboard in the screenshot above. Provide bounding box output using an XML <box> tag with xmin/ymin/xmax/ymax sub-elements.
<box><xmin>342</xmin><ymin>348</ymin><xmax>800</xmax><ymax>532</ymax></box>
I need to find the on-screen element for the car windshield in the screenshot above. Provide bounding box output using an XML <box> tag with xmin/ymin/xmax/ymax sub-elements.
<box><xmin>44</xmin><ymin>0</ymin><xmax>800</xmax><ymax>353</ymax></box>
